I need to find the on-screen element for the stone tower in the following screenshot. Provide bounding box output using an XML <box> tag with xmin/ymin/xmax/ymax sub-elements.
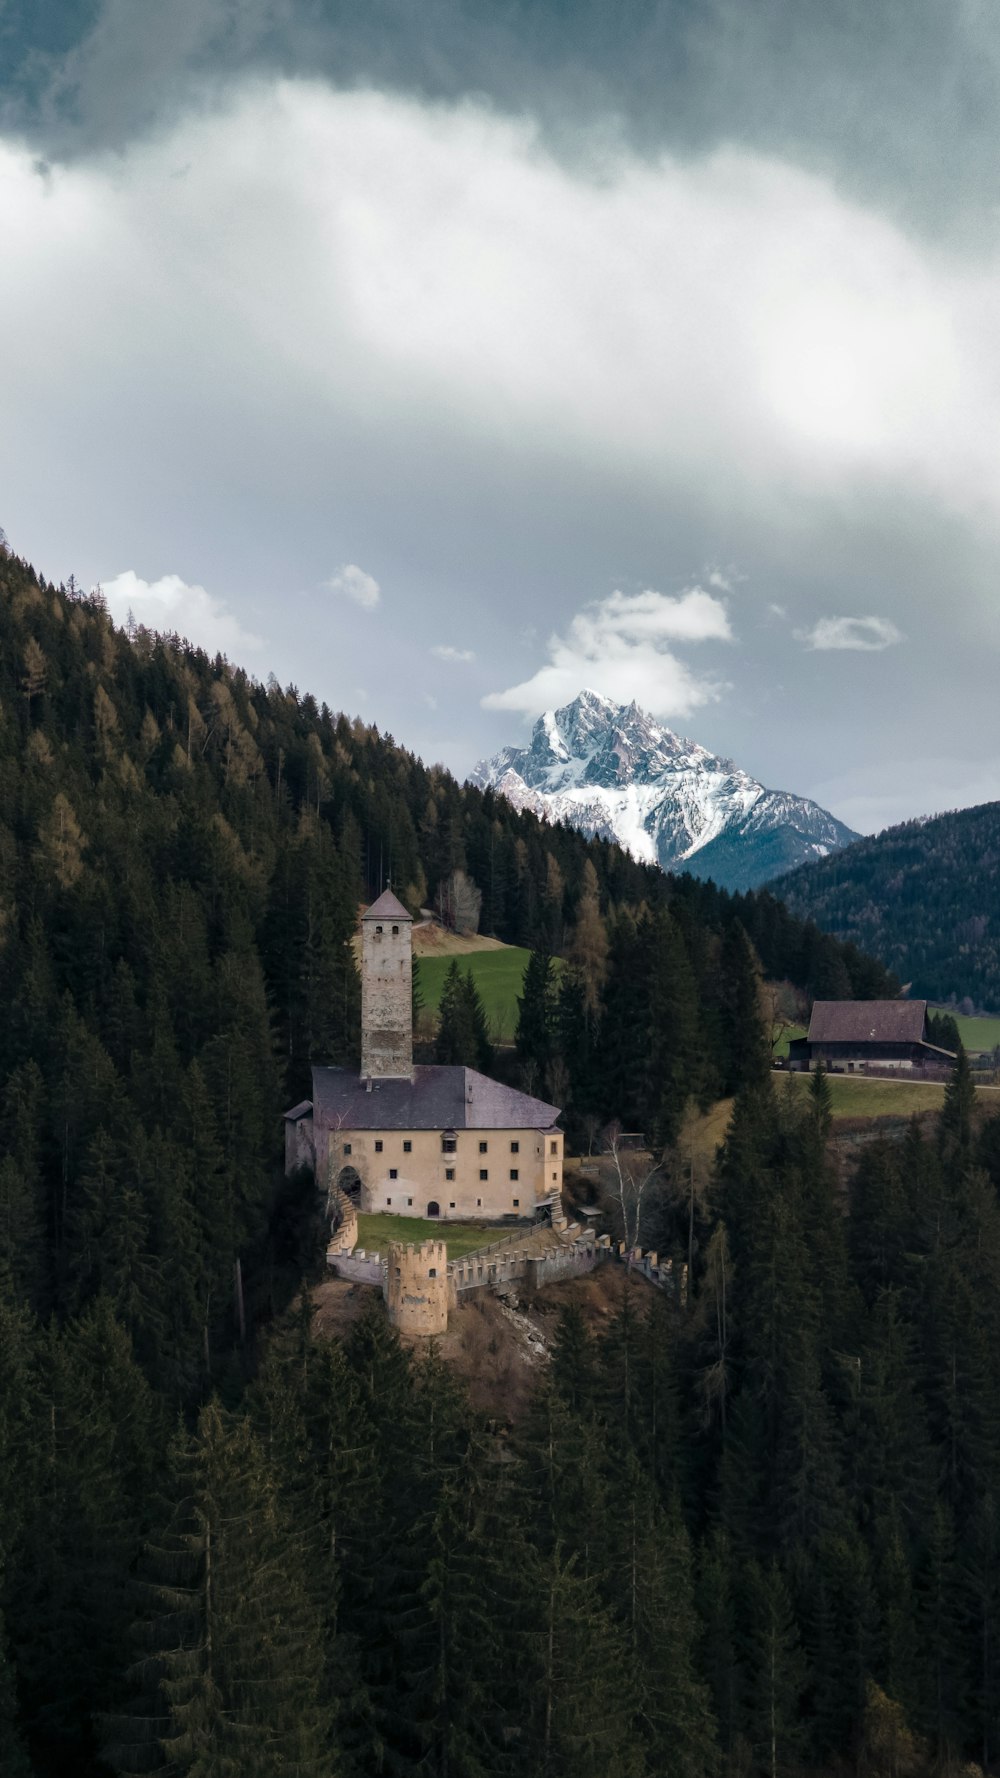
<box><xmin>384</xmin><ymin>1240</ymin><xmax>449</xmax><ymax>1335</ymax></box>
<box><xmin>360</xmin><ymin>889</ymin><xmax>413</xmax><ymax>1080</ymax></box>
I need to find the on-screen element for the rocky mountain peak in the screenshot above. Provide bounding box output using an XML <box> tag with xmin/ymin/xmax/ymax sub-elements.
<box><xmin>471</xmin><ymin>691</ymin><xmax>860</xmax><ymax>893</ymax></box>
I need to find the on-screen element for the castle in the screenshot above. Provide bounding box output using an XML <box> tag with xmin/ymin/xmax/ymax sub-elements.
<box><xmin>284</xmin><ymin>890</ymin><xmax>565</xmax><ymax>1225</ymax></box>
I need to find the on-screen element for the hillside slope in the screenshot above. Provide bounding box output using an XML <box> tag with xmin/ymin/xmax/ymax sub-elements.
<box><xmin>471</xmin><ymin>688</ymin><xmax>859</xmax><ymax>891</ymax></box>
<box><xmin>773</xmin><ymin>801</ymin><xmax>1000</xmax><ymax>1009</ymax></box>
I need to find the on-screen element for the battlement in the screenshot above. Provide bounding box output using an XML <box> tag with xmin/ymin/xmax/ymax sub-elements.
<box><xmin>383</xmin><ymin>1239</ymin><xmax>448</xmax><ymax>1336</ymax></box>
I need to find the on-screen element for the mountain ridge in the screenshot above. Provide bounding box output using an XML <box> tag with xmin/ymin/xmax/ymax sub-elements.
<box><xmin>471</xmin><ymin>689</ymin><xmax>859</xmax><ymax>892</ymax></box>
<box><xmin>773</xmin><ymin>799</ymin><xmax>1000</xmax><ymax>1010</ymax></box>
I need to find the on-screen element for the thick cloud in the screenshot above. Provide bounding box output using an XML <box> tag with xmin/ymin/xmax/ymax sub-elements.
<box><xmin>484</xmin><ymin>589</ymin><xmax>733</xmax><ymax>717</ymax></box>
<box><xmin>5</xmin><ymin>0</ymin><xmax>1000</xmax><ymax>242</ymax></box>
<box><xmin>1</xmin><ymin>74</ymin><xmax>998</xmax><ymax>829</ymax></box>
<box><xmin>102</xmin><ymin>570</ymin><xmax>262</xmax><ymax>655</ymax></box>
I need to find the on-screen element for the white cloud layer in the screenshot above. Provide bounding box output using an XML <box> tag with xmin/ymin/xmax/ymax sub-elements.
<box><xmin>798</xmin><ymin>615</ymin><xmax>903</xmax><ymax>652</ymax></box>
<box><xmin>483</xmin><ymin>586</ymin><xmax>732</xmax><ymax>716</ymax></box>
<box><xmin>3</xmin><ymin>81</ymin><xmax>1000</xmax><ymax>534</ymax></box>
<box><xmin>101</xmin><ymin>570</ymin><xmax>263</xmax><ymax>655</ymax></box>
<box><xmin>0</xmin><ymin>79</ymin><xmax>998</xmax><ymax>815</ymax></box>
<box><xmin>431</xmin><ymin>644</ymin><xmax>476</xmax><ymax>663</ymax></box>
<box><xmin>326</xmin><ymin>563</ymin><xmax>380</xmax><ymax>608</ymax></box>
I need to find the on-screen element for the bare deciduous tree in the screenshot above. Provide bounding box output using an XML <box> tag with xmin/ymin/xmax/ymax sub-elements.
<box><xmin>604</xmin><ymin>1123</ymin><xmax>661</xmax><ymax>1255</ymax></box>
<box><xmin>435</xmin><ymin>868</ymin><xmax>482</xmax><ymax>935</ymax></box>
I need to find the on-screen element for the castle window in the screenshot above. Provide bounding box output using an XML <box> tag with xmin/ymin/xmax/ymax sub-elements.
<box><xmin>343</xmin><ymin>1143</ymin><xmax>352</xmax><ymax>1155</ymax></box>
<box><xmin>512</xmin><ymin>1199</ymin><xmax>519</xmax><ymax>1208</ymax></box>
<box><xmin>389</xmin><ymin>1169</ymin><xmax>398</xmax><ymax>1179</ymax></box>
<box><xmin>442</xmin><ymin>1134</ymin><xmax>456</xmax><ymax>1153</ymax></box>
<box><xmin>407</xmin><ymin>1197</ymin><xmax>412</xmax><ymax>1206</ymax></box>
<box><xmin>479</xmin><ymin>1140</ymin><xmax>488</xmax><ymax>1153</ymax></box>
<box><xmin>392</xmin><ymin>924</ymin><xmax>399</xmax><ymax>935</ymax></box>
<box><xmin>449</xmin><ymin>1202</ymin><xmax>456</xmax><ymax>1208</ymax></box>
<box><xmin>386</xmin><ymin>1197</ymin><xmax>392</xmax><ymax>1205</ymax></box>
<box><xmin>510</xmin><ymin>1169</ymin><xmax>519</xmax><ymax>1181</ymax></box>
<box><xmin>429</xmin><ymin>1267</ymin><xmax>437</xmax><ymax>1277</ymax></box>
<box><xmin>479</xmin><ymin>1169</ymin><xmax>488</xmax><ymax>1181</ymax></box>
<box><xmin>446</xmin><ymin>1168</ymin><xmax>455</xmax><ymax>1181</ymax></box>
<box><xmin>403</xmin><ymin>1140</ymin><xmax>412</xmax><ymax>1152</ymax></box>
<box><xmin>552</xmin><ymin>1172</ymin><xmax>557</xmax><ymax>1182</ymax></box>
<box><xmin>395</xmin><ymin>1266</ymin><xmax>401</xmax><ymax>1276</ymax></box>
<box><xmin>510</xmin><ymin>1140</ymin><xmax>519</xmax><ymax>1153</ymax></box>
<box><xmin>375</xmin><ymin>1140</ymin><xmax>383</xmax><ymax>1153</ymax></box>
<box><xmin>550</xmin><ymin>1140</ymin><xmax>558</xmax><ymax>1154</ymax></box>
<box><xmin>375</xmin><ymin>924</ymin><xmax>383</xmax><ymax>934</ymax></box>
<box><xmin>477</xmin><ymin>1199</ymin><xmax>482</xmax><ymax>1208</ymax></box>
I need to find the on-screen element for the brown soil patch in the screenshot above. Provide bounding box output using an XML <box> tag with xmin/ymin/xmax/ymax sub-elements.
<box><xmin>310</xmin><ymin>1275</ymin><xmax>382</xmax><ymax>1338</ymax></box>
<box><xmin>307</xmin><ymin>1260</ymin><xmax>656</xmax><ymax>1421</ymax></box>
<box><xmin>411</xmin><ymin>922</ymin><xmax>510</xmax><ymax>957</ymax></box>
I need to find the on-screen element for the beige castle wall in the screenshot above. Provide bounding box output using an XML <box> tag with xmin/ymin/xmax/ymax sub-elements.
<box><xmin>360</xmin><ymin>915</ymin><xmax>412</xmax><ymax>1079</ymax></box>
<box><xmin>384</xmin><ymin>1239</ymin><xmax>448</xmax><ymax>1335</ymax></box>
<box><xmin>328</xmin><ymin>1125</ymin><xmax>563</xmax><ymax>1220</ymax></box>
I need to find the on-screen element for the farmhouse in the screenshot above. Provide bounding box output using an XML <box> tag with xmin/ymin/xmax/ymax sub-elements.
<box><xmin>787</xmin><ymin>999</ymin><xmax>956</xmax><ymax>1073</ymax></box>
<box><xmin>284</xmin><ymin>890</ymin><xmax>565</xmax><ymax>1222</ymax></box>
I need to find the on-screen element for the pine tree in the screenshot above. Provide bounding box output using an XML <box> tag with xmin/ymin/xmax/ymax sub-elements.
<box><xmin>107</xmin><ymin>1400</ymin><xmax>333</xmax><ymax>1777</ymax></box>
<box><xmin>717</xmin><ymin>922</ymin><xmax>771</xmax><ymax>1098</ymax></box>
<box><xmin>740</xmin><ymin>1559</ymin><xmax>806</xmax><ymax>1778</ymax></box>
<box><xmin>515</xmin><ymin>948</ymin><xmax>555</xmax><ymax>1088</ymax></box>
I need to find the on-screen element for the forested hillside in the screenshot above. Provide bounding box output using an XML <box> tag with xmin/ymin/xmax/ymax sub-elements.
<box><xmin>774</xmin><ymin>802</ymin><xmax>1000</xmax><ymax>1011</ymax></box>
<box><xmin>0</xmin><ymin>545</ymin><xmax>944</xmax><ymax>1777</ymax></box>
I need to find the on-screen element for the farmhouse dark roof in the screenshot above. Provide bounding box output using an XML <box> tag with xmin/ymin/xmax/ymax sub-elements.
<box><xmin>311</xmin><ymin>1065</ymin><xmax>561</xmax><ymax>1132</ymax></box>
<box><xmin>363</xmin><ymin>889</ymin><xmax>412</xmax><ymax>921</ymax></box>
<box><xmin>283</xmin><ymin>1100</ymin><xmax>313</xmax><ymax>1122</ymax></box>
<box><xmin>806</xmin><ymin>1000</ymin><xmax>928</xmax><ymax>1044</ymax></box>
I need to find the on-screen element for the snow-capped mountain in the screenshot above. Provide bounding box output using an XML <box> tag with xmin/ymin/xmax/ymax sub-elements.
<box><xmin>470</xmin><ymin>690</ymin><xmax>859</xmax><ymax>893</ymax></box>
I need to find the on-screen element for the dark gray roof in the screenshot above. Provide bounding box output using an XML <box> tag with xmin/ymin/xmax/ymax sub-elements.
<box><xmin>283</xmin><ymin>1100</ymin><xmax>313</xmax><ymax>1121</ymax></box>
<box><xmin>311</xmin><ymin>1065</ymin><xmax>561</xmax><ymax>1132</ymax></box>
<box><xmin>363</xmin><ymin>889</ymin><xmax>412</xmax><ymax>921</ymax></box>
<box><xmin>807</xmin><ymin>1000</ymin><xmax>928</xmax><ymax>1044</ymax></box>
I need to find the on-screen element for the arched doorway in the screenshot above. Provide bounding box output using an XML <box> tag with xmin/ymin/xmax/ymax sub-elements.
<box><xmin>426</xmin><ymin>1200</ymin><xmax>440</xmax><ymax>1218</ymax></box>
<box><xmin>337</xmin><ymin>1166</ymin><xmax>362</xmax><ymax>1198</ymax></box>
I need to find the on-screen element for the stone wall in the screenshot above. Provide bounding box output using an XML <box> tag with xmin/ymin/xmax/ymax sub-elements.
<box><xmin>361</xmin><ymin>912</ymin><xmax>413</xmax><ymax>1079</ymax></box>
<box><xmin>333</xmin><ymin>1250</ymin><xmax>385</xmax><ymax>1286</ymax></box>
<box><xmin>384</xmin><ymin>1239</ymin><xmax>449</xmax><ymax>1335</ymax></box>
<box><xmin>326</xmin><ymin>1181</ymin><xmax>358</xmax><ymax>1263</ymax></box>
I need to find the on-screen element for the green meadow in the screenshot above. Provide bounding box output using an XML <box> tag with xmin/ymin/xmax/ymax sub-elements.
<box><xmin>931</xmin><ymin>1008</ymin><xmax>1000</xmax><ymax>1053</ymax></box>
<box><xmin>416</xmin><ymin>946</ymin><xmax>539</xmax><ymax>1043</ymax></box>
<box><xmin>354</xmin><ymin>1212</ymin><xmax>508</xmax><ymax>1259</ymax></box>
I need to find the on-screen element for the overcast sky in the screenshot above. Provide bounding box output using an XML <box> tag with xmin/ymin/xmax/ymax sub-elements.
<box><xmin>2</xmin><ymin>1</ymin><xmax>999</xmax><ymax>834</ymax></box>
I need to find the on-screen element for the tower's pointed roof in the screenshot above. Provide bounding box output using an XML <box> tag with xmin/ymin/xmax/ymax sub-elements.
<box><xmin>363</xmin><ymin>888</ymin><xmax>413</xmax><ymax>921</ymax></box>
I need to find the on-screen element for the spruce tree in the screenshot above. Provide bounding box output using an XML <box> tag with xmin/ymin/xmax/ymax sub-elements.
<box><xmin>107</xmin><ymin>1400</ymin><xmax>333</xmax><ymax>1778</ymax></box>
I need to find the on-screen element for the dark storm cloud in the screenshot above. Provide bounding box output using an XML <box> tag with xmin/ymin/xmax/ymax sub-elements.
<box><xmin>3</xmin><ymin>0</ymin><xmax>1000</xmax><ymax>237</ymax></box>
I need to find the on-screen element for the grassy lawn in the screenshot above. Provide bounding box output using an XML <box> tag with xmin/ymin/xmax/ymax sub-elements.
<box><xmin>785</xmin><ymin>1071</ymin><xmax>999</xmax><ymax>1118</ymax></box>
<box><xmin>354</xmin><ymin>1212</ymin><xmax>509</xmax><ymax>1259</ymax></box>
<box><xmin>772</xmin><ymin>1022</ymin><xmax>806</xmax><ymax>1059</ymax></box>
<box><xmin>931</xmin><ymin>1008</ymin><xmax>1000</xmax><ymax>1053</ymax></box>
<box><xmin>416</xmin><ymin>947</ymin><xmax>542</xmax><ymax>1043</ymax></box>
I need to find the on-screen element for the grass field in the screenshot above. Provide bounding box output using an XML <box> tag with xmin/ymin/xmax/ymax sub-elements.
<box><xmin>354</xmin><ymin>1212</ymin><xmax>508</xmax><ymax>1259</ymax></box>
<box><xmin>416</xmin><ymin>947</ymin><xmax>536</xmax><ymax>1043</ymax></box>
<box><xmin>785</xmin><ymin>1071</ymin><xmax>999</xmax><ymax>1118</ymax></box>
<box><xmin>931</xmin><ymin>1008</ymin><xmax>1000</xmax><ymax>1053</ymax></box>
<box><xmin>772</xmin><ymin>1023</ymin><xmax>807</xmax><ymax>1059</ymax></box>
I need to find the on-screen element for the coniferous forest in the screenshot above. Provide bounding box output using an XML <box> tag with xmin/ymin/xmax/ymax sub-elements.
<box><xmin>4</xmin><ymin>548</ymin><xmax>1000</xmax><ymax>1775</ymax></box>
<box><xmin>775</xmin><ymin>802</ymin><xmax>1000</xmax><ymax>1012</ymax></box>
